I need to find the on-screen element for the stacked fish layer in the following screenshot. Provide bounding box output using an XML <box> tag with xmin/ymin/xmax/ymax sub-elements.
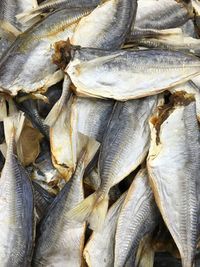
<box><xmin>0</xmin><ymin>0</ymin><xmax>200</xmax><ymax>266</ymax></box>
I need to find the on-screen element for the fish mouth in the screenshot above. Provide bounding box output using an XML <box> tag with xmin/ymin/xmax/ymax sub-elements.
<box><xmin>52</xmin><ymin>39</ymin><xmax>80</xmax><ymax>70</ymax></box>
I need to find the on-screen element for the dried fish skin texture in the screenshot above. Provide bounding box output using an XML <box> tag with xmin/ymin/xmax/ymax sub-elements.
<box><xmin>147</xmin><ymin>95</ymin><xmax>199</xmax><ymax>267</ymax></box>
<box><xmin>67</xmin><ymin>49</ymin><xmax>200</xmax><ymax>100</ymax></box>
<box><xmin>0</xmin><ymin>7</ymin><xmax>91</xmax><ymax>96</ymax></box>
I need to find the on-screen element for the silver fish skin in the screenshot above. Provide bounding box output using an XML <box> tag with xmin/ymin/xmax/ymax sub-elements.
<box><xmin>133</xmin><ymin>36</ymin><xmax>200</xmax><ymax>57</ymax></box>
<box><xmin>66</xmin><ymin>48</ymin><xmax>200</xmax><ymax>100</ymax></box>
<box><xmin>147</xmin><ymin>92</ymin><xmax>200</xmax><ymax>267</ymax></box>
<box><xmin>84</xmin><ymin>193</ymin><xmax>126</xmax><ymax>267</ymax></box>
<box><xmin>0</xmin><ymin>7</ymin><xmax>92</xmax><ymax>96</ymax></box>
<box><xmin>32</xmin><ymin>181</ymin><xmax>55</xmax><ymax>223</ymax></box>
<box><xmin>181</xmin><ymin>20</ymin><xmax>198</xmax><ymax>38</ymax></box>
<box><xmin>0</xmin><ymin>28</ymin><xmax>16</xmax><ymax>58</ymax></box>
<box><xmin>135</xmin><ymin>0</ymin><xmax>193</xmax><ymax>30</ymax></box>
<box><xmin>67</xmin><ymin>96</ymin><xmax>158</xmax><ymax>231</ymax></box>
<box><xmin>114</xmin><ymin>168</ymin><xmax>159</xmax><ymax>267</ymax></box>
<box><xmin>17</xmin><ymin>0</ymin><xmax>100</xmax><ymax>23</ymax></box>
<box><xmin>32</xmin><ymin>140</ymin><xmax>98</xmax><ymax>266</ymax></box>
<box><xmin>0</xmin><ymin>115</ymin><xmax>35</xmax><ymax>266</ymax></box>
<box><xmin>71</xmin><ymin>0</ymin><xmax>138</xmax><ymax>49</ymax></box>
<box><xmin>73</xmin><ymin>97</ymin><xmax>114</xmax><ymax>142</ymax></box>
<box><xmin>0</xmin><ymin>0</ymin><xmax>37</xmax><ymax>30</ymax></box>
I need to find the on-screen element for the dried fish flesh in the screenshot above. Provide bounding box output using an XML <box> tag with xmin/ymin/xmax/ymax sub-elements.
<box><xmin>147</xmin><ymin>92</ymin><xmax>200</xmax><ymax>267</ymax></box>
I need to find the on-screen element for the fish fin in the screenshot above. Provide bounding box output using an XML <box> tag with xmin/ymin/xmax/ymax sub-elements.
<box><xmin>67</xmin><ymin>192</ymin><xmax>109</xmax><ymax>232</ymax></box>
<box><xmin>0</xmin><ymin>97</ymin><xmax>7</xmax><ymax>121</ymax></box>
<box><xmin>4</xmin><ymin>112</ymin><xmax>25</xmax><ymax>145</ymax></box>
<box><xmin>89</xmin><ymin>194</ymin><xmax>109</xmax><ymax>231</ymax></box>
<box><xmin>45</xmin><ymin>76</ymin><xmax>71</xmax><ymax>126</ymax></box>
<box><xmin>0</xmin><ymin>21</ymin><xmax>21</xmax><ymax>36</ymax></box>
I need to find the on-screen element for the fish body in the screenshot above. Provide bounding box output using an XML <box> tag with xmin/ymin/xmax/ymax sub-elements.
<box><xmin>0</xmin><ymin>7</ymin><xmax>92</xmax><ymax>96</ymax></box>
<box><xmin>67</xmin><ymin>96</ymin><xmax>157</xmax><ymax>230</ymax></box>
<box><xmin>32</xmin><ymin>181</ymin><xmax>54</xmax><ymax>223</ymax></box>
<box><xmin>147</xmin><ymin>92</ymin><xmax>200</xmax><ymax>267</ymax></box>
<box><xmin>135</xmin><ymin>0</ymin><xmax>193</xmax><ymax>30</ymax></box>
<box><xmin>0</xmin><ymin>0</ymin><xmax>37</xmax><ymax>30</ymax></box>
<box><xmin>71</xmin><ymin>0</ymin><xmax>138</xmax><ymax>49</ymax></box>
<box><xmin>67</xmin><ymin>48</ymin><xmax>200</xmax><ymax>100</ymax></box>
<box><xmin>84</xmin><ymin>193</ymin><xmax>126</xmax><ymax>267</ymax></box>
<box><xmin>73</xmin><ymin>97</ymin><xmax>114</xmax><ymax>142</ymax></box>
<box><xmin>0</xmin><ymin>113</ymin><xmax>35</xmax><ymax>266</ymax></box>
<box><xmin>17</xmin><ymin>0</ymin><xmax>100</xmax><ymax>26</ymax></box>
<box><xmin>114</xmin><ymin>169</ymin><xmax>159</xmax><ymax>267</ymax></box>
<box><xmin>33</xmin><ymin>140</ymin><xmax>99</xmax><ymax>266</ymax></box>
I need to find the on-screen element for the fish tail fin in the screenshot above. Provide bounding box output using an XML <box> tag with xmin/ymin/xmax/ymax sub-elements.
<box><xmin>4</xmin><ymin>112</ymin><xmax>25</xmax><ymax>145</ymax></box>
<box><xmin>67</xmin><ymin>192</ymin><xmax>109</xmax><ymax>231</ymax></box>
<box><xmin>44</xmin><ymin>76</ymin><xmax>71</xmax><ymax>127</ymax></box>
<box><xmin>89</xmin><ymin>194</ymin><xmax>109</xmax><ymax>231</ymax></box>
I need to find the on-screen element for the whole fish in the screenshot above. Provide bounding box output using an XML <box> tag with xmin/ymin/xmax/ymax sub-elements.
<box><xmin>147</xmin><ymin>92</ymin><xmax>200</xmax><ymax>267</ymax></box>
<box><xmin>66</xmin><ymin>47</ymin><xmax>200</xmax><ymax>100</ymax></box>
<box><xmin>0</xmin><ymin>7</ymin><xmax>92</xmax><ymax>96</ymax></box>
<box><xmin>84</xmin><ymin>193</ymin><xmax>126</xmax><ymax>267</ymax></box>
<box><xmin>32</xmin><ymin>138</ymin><xmax>99</xmax><ymax>266</ymax></box>
<box><xmin>114</xmin><ymin>168</ymin><xmax>159</xmax><ymax>267</ymax></box>
<box><xmin>67</xmin><ymin>96</ymin><xmax>158</xmax><ymax>231</ymax></box>
<box><xmin>0</xmin><ymin>112</ymin><xmax>35</xmax><ymax>266</ymax></box>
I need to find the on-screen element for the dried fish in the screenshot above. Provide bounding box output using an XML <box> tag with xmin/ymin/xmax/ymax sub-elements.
<box><xmin>84</xmin><ymin>193</ymin><xmax>126</xmax><ymax>267</ymax></box>
<box><xmin>32</xmin><ymin>181</ymin><xmax>55</xmax><ymax>223</ymax></box>
<box><xmin>32</xmin><ymin>139</ymin><xmax>99</xmax><ymax>266</ymax></box>
<box><xmin>0</xmin><ymin>7</ymin><xmax>92</xmax><ymax>96</ymax></box>
<box><xmin>147</xmin><ymin>92</ymin><xmax>200</xmax><ymax>267</ymax></box>
<box><xmin>66</xmin><ymin>47</ymin><xmax>200</xmax><ymax>100</ymax></box>
<box><xmin>0</xmin><ymin>112</ymin><xmax>35</xmax><ymax>266</ymax></box>
<box><xmin>114</xmin><ymin>168</ymin><xmax>159</xmax><ymax>267</ymax></box>
<box><xmin>67</xmin><ymin>96</ymin><xmax>157</xmax><ymax>230</ymax></box>
<box><xmin>134</xmin><ymin>0</ymin><xmax>193</xmax><ymax>30</ymax></box>
<box><xmin>71</xmin><ymin>0</ymin><xmax>138</xmax><ymax>49</ymax></box>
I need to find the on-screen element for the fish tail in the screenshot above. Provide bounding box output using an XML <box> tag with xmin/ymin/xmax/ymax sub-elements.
<box><xmin>67</xmin><ymin>191</ymin><xmax>109</xmax><ymax>231</ymax></box>
<box><xmin>44</xmin><ymin>77</ymin><xmax>71</xmax><ymax>127</ymax></box>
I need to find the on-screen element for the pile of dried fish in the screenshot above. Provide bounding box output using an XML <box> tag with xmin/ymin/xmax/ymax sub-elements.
<box><xmin>1</xmin><ymin>0</ymin><xmax>200</xmax><ymax>266</ymax></box>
